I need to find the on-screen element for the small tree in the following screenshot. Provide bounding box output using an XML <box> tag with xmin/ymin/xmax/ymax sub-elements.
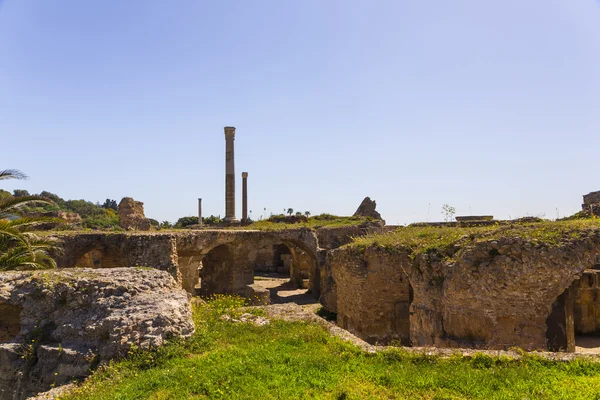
<box><xmin>441</xmin><ymin>204</ymin><xmax>456</xmax><ymax>222</ymax></box>
<box><xmin>13</xmin><ymin>189</ymin><xmax>30</xmax><ymax>197</ymax></box>
<box><xmin>102</xmin><ymin>199</ymin><xmax>118</xmax><ymax>210</ymax></box>
<box><xmin>295</xmin><ymin>211</ymin><xmax>302</xmax><ymax>217</ymax></box>
<box><xmin>304</xmin><ymin>211</ymin><xmax>311</xmax><ymax>217</ymax></box>
<box><xmin>287</xmin><ymin>208</ymin><xmax>294</xmax><ymax>216</ymax></box>
<box><xmin>174</xmin><ymin>216</ymin><xmax>199</xmax><ymax>228</ymax></box>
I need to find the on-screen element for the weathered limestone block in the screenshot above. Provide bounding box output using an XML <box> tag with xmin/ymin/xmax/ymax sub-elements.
<box><xmin>118</xmin><ymin>197</ymin><xmax>151</xmax><ymax>231</ymax></box>
<box><xmin>0</xmin><ymin>268</ymin><xmax>194</xmax><ymax>399</ymax></box>
<box><xmin>353</xmin><ymin>197</ymin><xmax>383</xmax><ymax>221</ymax></box>
<box><xmin>244</xmin><ymin>284</ymin><xmax>271</xmax><ymax>305</ymax></box>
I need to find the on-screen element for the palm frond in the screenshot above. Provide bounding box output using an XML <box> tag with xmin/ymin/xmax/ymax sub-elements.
<box><xmin>0</xmin><ymin>169</ymin><xmax>28</xmax><ymax>181</ymax></box>
<box><xmin>0</xmin><ymin>196</ymin><xmax>55</xmax><ymax>214</ymax></box>
<box><xmin>0</xmin><ymin>216</ymin><xmax>64</xmax><ymax>231</ymax></box>
<box><xmin>0</xmin><ymin>238</ymin><xmax>59</xmax><ymax>270</ymax></box>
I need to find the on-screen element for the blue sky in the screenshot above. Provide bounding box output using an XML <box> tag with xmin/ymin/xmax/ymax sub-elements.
<box><xmin>1</xmin><ymin>0</ymin><xmax>599</xmax><ymax>224</ymax></box>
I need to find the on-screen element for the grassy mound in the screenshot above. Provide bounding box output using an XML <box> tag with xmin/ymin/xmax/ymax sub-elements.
<box><xmin>350</xmin><ymin>219</ymin><xmax>600</xmax><ymax>258</ymax></box>
<box><xmin>62</xmin><ymin>295</ymin><xmax>600</xmax><ymax>399</ymax></box>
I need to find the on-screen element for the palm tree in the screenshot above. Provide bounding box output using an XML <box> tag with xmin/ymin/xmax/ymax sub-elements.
<box><xmin>287</xmin><ymin>208</ymin><xmax>294</xmax><ymax>216</ymax></box>
<box><xmin>0</xmin><ymin>169</ymin><xmax>61</xmax><ymax>270</ymax></box>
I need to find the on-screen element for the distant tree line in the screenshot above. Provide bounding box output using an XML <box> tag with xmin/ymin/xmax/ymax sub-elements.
<box><xmin>0</xmin><ymin>189</ymin><xmax>120</xmax><ymax>229</ymax></box>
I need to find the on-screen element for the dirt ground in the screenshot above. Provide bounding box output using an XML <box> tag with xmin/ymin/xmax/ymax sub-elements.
<box><xmin>576</xmin><ymin>336</ymin><xmax>600</xmax><ymax>354</ymax></box>
<box><xmin>252</xmin><ymin>273</ymin><xmax>318</xmax><ymax>307</ymax></box>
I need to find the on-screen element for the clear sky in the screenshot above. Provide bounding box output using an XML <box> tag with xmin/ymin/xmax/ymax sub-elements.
<box><xmin>1</xmin><ymin>0</ymin><xmax>599</xmax><ymax>224</ymax></box>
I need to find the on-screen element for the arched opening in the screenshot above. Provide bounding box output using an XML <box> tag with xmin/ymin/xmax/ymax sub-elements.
<box><xmin>573</xmin><ymin>268</ymin><xmax>600</xmax><ymax>353</ymax></box>
<box><xmin>545</xmin><ymin>264</ymin><xmax>600</xmax><ymax>353</ymax></box>
<box><xmin>545</xmin><ymin>285</ymin><xmax>574</xmax><ymax>352</ymax></box>
<box><xmin>198</xmin><ymin>245</ymin><xmax>235</xmax><ymax>297</ymax></box>
<box><xmin>0</xmin><ymin>302</ymin><xmax>21</xmax><ymax>342</ymax></box>
<box><xmin>75</xmin><ymin>247</ymin><xmax>124</xmax><ymax>269</ymax></box>
<box><xmin>251</xmin><ymin>240</ymin><xmax>318</xmax><ymax>305</ymax></box>
<box><xmin>254</xmin><ymin>244</ymin><xmax>291</xmax><ymax>276</ymax></box>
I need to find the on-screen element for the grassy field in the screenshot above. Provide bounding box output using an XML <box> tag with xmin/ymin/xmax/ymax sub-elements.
<box><xmin>63</xmin><ymin>296</ymin><xmax>600</xmax><ymax>400</ymax></box>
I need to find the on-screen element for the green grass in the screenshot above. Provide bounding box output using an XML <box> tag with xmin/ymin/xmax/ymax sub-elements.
<box><xmin>64</xmin><ymin>296</ymin><xmax>600</xmax><ymax>400</ymax></box>
<box><xmin>350</xmin><ymin>219</ymin><xmax>600</xmax><ymax>258</ymax></box>
<box><xmin>242</xmin><ymin>215</ymin><xmax>374</xmax><ymax>231</ymax></box>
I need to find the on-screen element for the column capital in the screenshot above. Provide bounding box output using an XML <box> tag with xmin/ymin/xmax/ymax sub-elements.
<box><xmin>224</xmin><ymin>126</ymin><xmax>236</xmax><ymax>139</ymax></box>
<box><xmin>242</xmin><ymin>172</ymin><xmax>248</xmax><ymax>178</ymax></box>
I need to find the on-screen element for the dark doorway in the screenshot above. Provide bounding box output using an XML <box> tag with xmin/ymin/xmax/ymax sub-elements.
<box><xmin>198</xmin><ymin>245</ymin><xmax>234</xmax><ymax>297</ymax></box>
<box><xmin>546</xmin><ymin>286</ymin><xmax>575</xmax><ymax>352</ymax></box>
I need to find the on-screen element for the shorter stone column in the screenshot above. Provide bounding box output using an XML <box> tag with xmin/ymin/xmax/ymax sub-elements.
<box><xmin>242</xmin><ymin>172</ymin><xmax>248</xmax><ymax>223</ymax></box>
<box><xmin>198</xmin><ymin>198</ymin><xmax>202</xmax><ymax>226</ymax></box>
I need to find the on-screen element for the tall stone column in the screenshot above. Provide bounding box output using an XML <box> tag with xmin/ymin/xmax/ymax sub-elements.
<box><xmin>242</xmin><ymin>172</ymin><xmax>248</xmax><ymax>223</ymax></box>
<box><xmin>198</xmin><ymin>198</ymin><xmax>202</xmax><ymax>226</ymax></box>
<box><xmin>224</xmin><ymin>127</ymin><xmax>238</xmax><ymax>223</ymax></box>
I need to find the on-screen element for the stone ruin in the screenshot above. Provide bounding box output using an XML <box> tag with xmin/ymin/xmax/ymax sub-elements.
<box><xmin>38</xmin><ymin>221</ymin><xmax>600</xmax><ymax>356</ymax></box>
<box><xmin>353</xmin><ymin>197</ymin><xmax>383</xmax><ymax>221</ymax></box>
<box><xmin>583</xmin><ymin>190</ymin><xmax>600</xmax><ymax>217</ymax></box>
<box><xmin>5</xmin><ymin>184</ymin><xmax>600</xmax><ymax>397</ymax></box>
<box><xmin>118</xmin><ymin>197</ymin><xmax>151</xmax><ymax>231</ymax></box>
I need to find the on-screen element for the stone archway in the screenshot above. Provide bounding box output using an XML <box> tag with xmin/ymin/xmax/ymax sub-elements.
<box><xmin>198</xmin><ymin>244</ymin><xmax>235</xmax><ymax>297</ymax></box>
<box><xmin>74</xmin><ymin>247</ymin><xmax>124</xmax><ymax>269</ymax></box>
<box><xmin>254</xmin><ymin>244</ymin><xmax>292</xmax><ymax>275</ymax></box>
<box><xmin>249</xmin><ymin>237</ymin><xmax>319</xmax><ymax>305</ymax></box>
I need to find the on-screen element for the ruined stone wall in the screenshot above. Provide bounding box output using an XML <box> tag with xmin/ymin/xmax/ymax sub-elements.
<box><xmin>326</xmin><ymin>230</ymin><xmax>600</xmax><ymax>351</ymax></box>
<box><xmin>331</xmin><ymin>247</ymin><xmax>412</xmax><ymax>345</ymax></box>
<box><xmin>582</xmin><ymin>191</ymin><xmax>600</xmax><ymax>217</ymax></box>
<box><xmin>52</xmin><ymin>233</ymin><xmax>179</xmax><ymax>280</ymax></box>
<box><xmin>583</xmin><ymin>191</ymin><xmax>600</xmax><ymax>207</ymax></box>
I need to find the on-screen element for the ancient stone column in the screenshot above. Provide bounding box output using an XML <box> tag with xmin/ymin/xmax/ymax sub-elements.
<box><xmin>242</xmin><ymin>172</ymin><xmax>248</xmax><ymax>223</ymax></box>
<box><xmin>224</xmin><ymin>127</ymin><xmax>238</xmax><ymax>223</ymax></box>
<box><xmin>198</xmin><ymin>198</ymin><xmax>202</xmax><ymax>226</ymax></box>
